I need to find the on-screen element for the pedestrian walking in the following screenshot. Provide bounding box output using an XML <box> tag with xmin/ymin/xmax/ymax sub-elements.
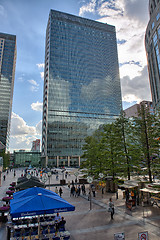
<box><xmin>108</xmin><ymin>198</ymin><xmax>114</xmax><ymax>220</ymax></box>
<box><xmin>75</xmin><ymin>187</ymin><xmax>78</xmax><ymax>197</ymax></box>
<box><xmin>116</xmin><ymin>190</ymin><xmax>118</xmax><ymax>200</ymax></box>
<box><xmin>81</xmin><ymin>184</ymin><xmax>86</xmax><ymax>195</ymax></box>
<box><xmin>14</xmin><ymin>170</ymin><xmax>16</xmax><ymax>177</ymax></box>
<box><xmin>59</xmin><ymin>187</ymin><xmax>63</xmax><ymax>197</ymax></box>
<box><xmin>92</xmin><ymin>185</ymin><xmax>96</xmax><ymax>197</ymax></box>
<box><xmin>125</xmin><ymin>188</ymin><xmax>129</xmax><ymax>202</ymax></box>
<box><xmin>55</xmin><ymin>186</ymin><xmax>58</xmax><ymax>194</ymax></box>
<box><xmin>70</xmin><ymin>185</ymin><xmax>75</xmax><ymax>197</ymax></box>
<box><xmin>78</xmin><ymin>185</ymin><xmax>81</xmax><ymax>196</ymax></box>
<box><xmin>102</xmin><ymin>187</ymin><xmax>104</xmax><ymax>198</ymax></box>
<box><xmin>3</xmin><ymin>175</ymin><xmax>6</xmax><ymax>181</ymax></box>
<box><xmin>68</xmin><ymin>181</ymin><xmax>70</xmax><ymax>188</ymax></box>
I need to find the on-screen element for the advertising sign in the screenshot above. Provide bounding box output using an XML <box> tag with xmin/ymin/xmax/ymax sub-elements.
<box><xmin>138</xmin><ymin>231</ymin><xmax>148</xmax><ymax>240</ymax></box>
<box><xmin>114</xmin><ymin>232</ymin><xmax>125</xmax><ymax>240</ymax></box>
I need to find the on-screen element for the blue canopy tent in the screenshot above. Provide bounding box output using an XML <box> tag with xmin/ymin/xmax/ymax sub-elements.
<box><xmin>13</xmin><ymin>187</ymin><xmax>60</xmax><ymax>199</ymax></box>
<box><xmin>10</xmin><ymin>193</ymin><xmax>75</xmax><ymax>218</ymax></box>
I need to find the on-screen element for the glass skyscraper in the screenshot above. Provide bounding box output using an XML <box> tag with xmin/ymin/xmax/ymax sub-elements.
<box><xmin>0</xmin><ymin>33</ymin><xmax>16</xmax><ymax>151</ymax></box>
<box><xmin>42</xmin><ymin>10</ymin><xmax>122</xmax><ymax>167</ymax></box>
<box><xmin>145</xmin><ymin>0</ymin><xmax>160</xmax><ymax>110</ymax></box>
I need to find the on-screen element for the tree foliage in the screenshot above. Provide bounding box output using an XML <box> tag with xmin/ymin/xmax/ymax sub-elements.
<box><xmin>133</xmin><ymin>105</ymin><xmax>160</xmax><ymax>182</ymax></box>
<box><xmin>81</xmin><ymin>108</ymin><xmax>160</xmax><ymax>182</ymax></box>
<box><xmin>0</xmin><ymin>150</ymin><xmax>10</xmax><ymax>170</ymax></box>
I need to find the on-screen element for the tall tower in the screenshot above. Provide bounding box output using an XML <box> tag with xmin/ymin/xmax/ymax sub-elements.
<box><xmin>42</xmin><ymin>10</ymin><xmax>122</xmax><ymax>167</ymax></box>
<box><xmin>145</xmin><ymin>0</ymin><xmax>160</xmax><ymax>110</ymax></box>
<box><xmin>0</xmin><ymin>33</ymin><xmax>16</xmax><ymax>151</ymax></box>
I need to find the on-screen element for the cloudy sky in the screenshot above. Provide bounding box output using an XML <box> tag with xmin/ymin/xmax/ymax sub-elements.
<box><xmin>0</xmin><ymin>0</ymin><xmax>151</xmax><ymax>152</ymax></box>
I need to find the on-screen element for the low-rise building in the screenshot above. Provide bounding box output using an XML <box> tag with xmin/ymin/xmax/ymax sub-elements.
<box><xmin>124</xmin><ymin>101</ymin><xmax>153</xmax><ymax>118</ymax></box>
<box><xmin>14</xmin><ymin>150</ymin><xmax>41</xmax><ymax>167</ymax></box>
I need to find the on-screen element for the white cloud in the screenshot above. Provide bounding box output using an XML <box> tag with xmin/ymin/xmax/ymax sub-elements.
<box><xmin>10</xmin><ymin>112</ymin><xmax>37</xmax><ymax>136</ymax></box>
<box><xmin>9</xmin><ymin>113</ymin><xmax>42</xmax><ymax>152</ymax></box>
<box><xmin>124</xmin><ymin>0</ymin><xmax>149</xmax><ymax>24</ymax></box>
<box><xmin>36</xmin><ymin>120</ymin><xmax>42</xmax><ymax>135</ymax></box>
<box><xmin>79</xmin><ymin>0</ymin><xmax>96</xmax><ymax>16</ymax></box>
<box><xmin>120</xmin><ymin>62</ymin><xmax>142</xmax><ymax>79</ymax></box>
<box><xmin>79</xmin><ymin>0</ymin><xmax>151</xmax><ymax>104</ymax></box>
<box><xmin>40</xmin><ymin>72</ymin><xmax>44</xmax><ymax>79</ymax></box>
<box><xmin>28</xmin><ymin>79</ymin><xmax>39</xmax><ymax>86</ymax></box>
<box><xmin>36</xmin><ymin>63</ymin><xmax>44</xmax><ymax>69</ymax></box>
<box><xmin>36</xmin><ymin>63</ymin><xmax>44</xmax><ymax>79</ymax></box>
<box><xmin>17</xmin><ymin>76</ymin><xmax>24</xmax><ymax>82</ymax></box>
<box><xmin>31</xmin><ymin>101</ymin><xmax>43</xmax><ymax>112</ymax></box>
<box><xmin>121</xmin><ymin>66</ymin><xmax>152</xmax><ymax>103</ymax></box>
<box><xmin>28</xmin><ymin>79</ymin><xmax>39</xmax><ymax>92</ymax></box>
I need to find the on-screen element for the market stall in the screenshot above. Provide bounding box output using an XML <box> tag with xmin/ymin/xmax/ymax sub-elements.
<box><xmin>8</xmin><ymin>187</ymin><xmax>75</xmax><ymax>239</ymax></box>
<box><xmin>140</xmin><ymin>188</ymin><xmax>160</xmax><ymax>207</ymax></box>
<box><xmin>119</xmin><ymin>180</ymin><xmax>139</xmax><ymax>210</ymax></box>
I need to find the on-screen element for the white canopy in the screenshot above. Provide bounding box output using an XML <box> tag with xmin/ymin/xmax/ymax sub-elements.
<box><xmin>140</xmin><ymin>188</ymin><xmax>160</xmax><ymax>194</ymax></box>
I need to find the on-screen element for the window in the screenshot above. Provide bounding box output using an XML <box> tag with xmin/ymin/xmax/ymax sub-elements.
<box><xmin>156</xmin><ymin>13</ymin><xmax>160</xmax><ymax>21</ymax></box>
<box><xmin>152</xmin><ymin>22</ymin><xmax>155</xmax><ymax>29</ymax></box>
<box><xmin>158</xmin><ymin>26</ymin><xmax>160</xmax><ymax>39</ymax></box>
<box><xmin>153</xmin><ymin>32</ymin><xmax>158</xmax><ymax>46</ymax></box>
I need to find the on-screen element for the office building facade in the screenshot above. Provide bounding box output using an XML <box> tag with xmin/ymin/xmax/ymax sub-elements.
<box><xmin>124</xmin><ymin>101</ymin><xmax>153</xmax><ymax>118</ymax></box>
<box><xmin>14</xmin><ymin>150</ymin><xmax>41</xmax><ymax>167</ymax></box>
<box><xmin>0</xmin><ymin>33</ymin><xmax>16</xmax><ymax>151</ymax></box>
<box><xmin>31</xmin><ymin>139</ymin><xmax>40</xmax><ymax>152</ymax></box>
<box><xmin>42</xmin><ymin>10</ymin><xmax>122</xmax><ymax>167</ymax></box>
<box><xmin>145</xmin><ymin>0</ymin><xmax>160</xmax><ymax>110</ymax></box>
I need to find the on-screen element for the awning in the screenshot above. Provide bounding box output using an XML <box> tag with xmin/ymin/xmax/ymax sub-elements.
<box><xmin>140</xmin><ymin>188</ymin><xmax>160</xmax><ymax>194</ymax></box>
<box><xmin>10</xmin><ymin>193</ymin><xmax>75</xmax><ymax>218</ymax></box>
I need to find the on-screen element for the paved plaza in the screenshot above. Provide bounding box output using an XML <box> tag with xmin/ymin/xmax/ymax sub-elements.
<box><xmin>0</xmin><ymin>168</ymin><xmax>160</xmax><ymax>240</ymax></box>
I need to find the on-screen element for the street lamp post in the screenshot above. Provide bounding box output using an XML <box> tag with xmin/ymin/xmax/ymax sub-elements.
<box><xmin>87</xmin><ymin>176</ymin><xmax>93</xmax><ymax>210</ymax></box>
<box><xmin>99</xmin><ymin>173</ymin><xmax>104</xmax><ymax>198</ymax></box>
<box><xmin>74</xmin><ymin>171</ymin><xmax>79</xmax><ymax>187</ymax></box>
<box><xmin>47</xmin><ymin>171</ymin><xmax>52</xmax><ymax>190</ymax></box>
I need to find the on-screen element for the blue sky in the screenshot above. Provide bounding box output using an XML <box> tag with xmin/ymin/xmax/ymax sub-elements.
<box><xmin>0</xmin><ymin>0</ymin><xmax>151</xmax><ymax>152</ymax></box>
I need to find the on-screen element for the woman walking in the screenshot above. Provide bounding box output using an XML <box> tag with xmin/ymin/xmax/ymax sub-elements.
<box><xmin>108</xmin><ymin>198</ymin><xmax>114</xmax><ymax>220</ymax></box>
<box><xmin>59</xmin><ymin>187</ymin><xmax>63</xmax><ymax>197</ymax></box>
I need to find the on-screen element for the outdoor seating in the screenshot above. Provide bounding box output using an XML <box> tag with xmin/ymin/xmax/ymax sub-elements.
<box><xmin>31</xmin><ymin>228</ymin><xmax>38</xmax><ymax>235</ymax></box>
<box><xmin>31</xmin><ymin>217</ymin><xmax>38</xmax><ymax>223</ymax></box>
<box><xmin>42</xmin><ymin>228</ymin><xmax>48</xmax><ymax>235</ymax></box>
<box><xmin>50</xmin><ymin>226</ymin><xmax>56</xmax><ymax>233</ymax></box>
<box><xmin>13</xmin><ymin>229</ymin><xmax>21</xmax><ymax>238</ymax></box>
<box><xmin>63</xmin><ymin>237</ymin><xmax>70</xmax><ymax>240</ymax></box>
<box><xmin>59</xmin><ymin>226</ymin><xmax>65</xmax><ymax>232</ymax></box>
<box><xmin>9</xmin><ymin>187</ymin><xmax>73</xmax><ymax>240</ymax></box>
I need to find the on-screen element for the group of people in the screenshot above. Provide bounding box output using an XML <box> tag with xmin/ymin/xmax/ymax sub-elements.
<box><xmin>55</xmin><ymin>186</ymin><xmax>63</xmax><ymax>197</ymax></box>
<box><xmin>3</xmin><ymin>169</ymin><xmax>15</xmax><ymax>181</ymax></box>
<box><xmin>55</xmin><ymin>213</ymin><xmax>66</xmax><ymax>232</ymax></box>
<box><xmin>70</xmin><ymin>183</ymin><xmax>86</xmax><ymax>197</ymax></box>
<box><xmin>125</xmin><ymin>188</ymin><xmax>139</xmax><ymax>206</ymax></box>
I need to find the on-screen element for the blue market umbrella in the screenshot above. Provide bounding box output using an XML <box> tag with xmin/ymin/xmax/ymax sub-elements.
<box><xmin>13</xmin><ymin>187</ymin><xmax>59</xmax><ymax>199</ymax></box>
<box><xmin>10</xmin><ymin>193</ymin><xmax>75</xmax><ymax>218</ymax></box>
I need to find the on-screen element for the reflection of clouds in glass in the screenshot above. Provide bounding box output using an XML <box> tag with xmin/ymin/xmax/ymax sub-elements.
<box><xmin>48</xmin><ymin>76</ymin><xmax>72</xmax><ymax>122</ymax></box>
<box><xmin>81</xmin><ymin>76</ymin><xmax>112</xmax><ymax>101</ymax></box>
<box><xmin>49</xmin><ymin>76</ymin><xmax>71</xmax><ymax>111</ymax></box>
<box><xmin>48</xmin><ymin>76</ymin><xmax>116</xmax><ymax>132</ymax></box>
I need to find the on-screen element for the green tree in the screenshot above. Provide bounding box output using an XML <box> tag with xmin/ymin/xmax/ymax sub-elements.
<box><xmin>0</xmin><ymin>150</ymin><xmax>10</xmax><ymax>170</ymax></box>
<box><xmin>81</xmin><ymin>129</ymin><xmax>106</xmax><ymax>178</ymax></box>
<box><xmin>114</xmin><ymin>112</ymin><xmax>141</xmax><ymax>180</ymax></box>
<box><xmin>100</xmin><ymin>123</ymin><xmax>121</xmax><ymax>181</ymax></box>
<box><xmin>134</xmin><ymin>105</ymin><xmax>160</xmax><ymax>182</ymax></box>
